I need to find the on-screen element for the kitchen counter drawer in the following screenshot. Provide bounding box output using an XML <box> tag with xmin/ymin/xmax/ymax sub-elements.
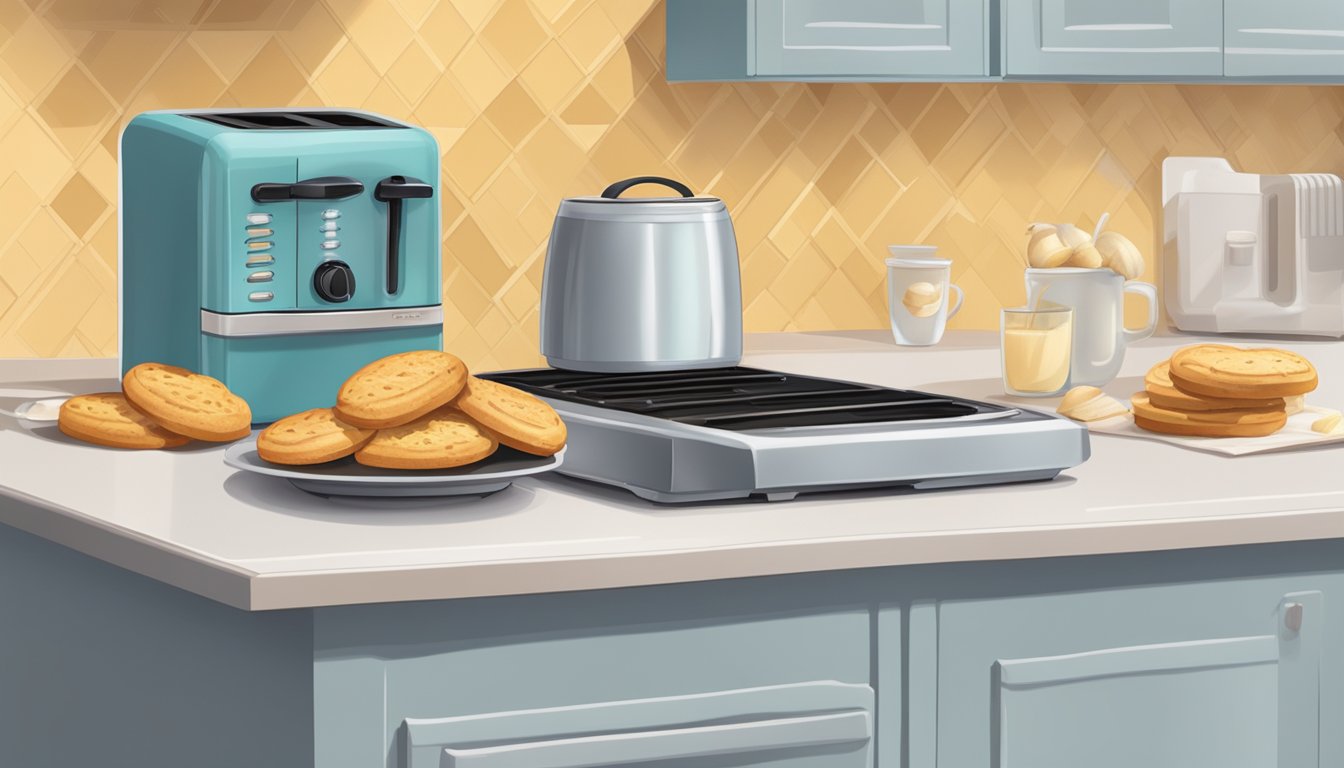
<box><xmin>916</xmin><ymin>574</ymin><xmax>1332</xmax><ymax>767</ymax></box>
<box><xmin>401</xmin><ymin>681</ymin><xmax>873</xmax><ymax>768</ymax></box>
<box><xmin>311</xmin><ymin>576</ymin><xmax>874</xmax><ymax>768</ymax></box>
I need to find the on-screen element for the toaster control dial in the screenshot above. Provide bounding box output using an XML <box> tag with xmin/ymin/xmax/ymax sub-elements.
<box><xmin>313</xmin><ymin>260</ymin><xmax>355</xmax><ymax>303</ymax></box>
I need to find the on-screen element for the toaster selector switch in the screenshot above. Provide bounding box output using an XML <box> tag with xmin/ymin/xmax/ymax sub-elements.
<box><xmin>313</xmin><ymin>260</ymin><xmax>355</xmax><ymax>303</ymax></box>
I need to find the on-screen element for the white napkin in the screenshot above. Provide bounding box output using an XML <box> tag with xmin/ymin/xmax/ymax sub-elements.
<box><xmin>1084</xmin><ymin>404</ymin><xmax>1344</xmax><ymax>456</ymax></box>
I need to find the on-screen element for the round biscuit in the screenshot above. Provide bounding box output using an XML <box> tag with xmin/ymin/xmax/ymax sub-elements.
<box><xmin>1144</xmin><ymin>361</ymin><xmax>1283</xmax><ymax>411</ymax></box>
<box><xmin>58</xmin><ymin>393</ymin><xmax>190</xmax><ymax>449</ymax></box>
<box><xmin>257</xmin><ymin>408</ymin><xmax>374</xmax><ymax>465</ymax></box>
<box><xmin>1130</xmin><ymin>392</ymin><xmax>1286</xmax><ymax>439</ymax></box>
<box><xmin>1134</xmin><ymin>413</ymin><xmax>1287</xmax><ymax>438</ymax></box>
<box><xmin>455</xmin><ymin>377</ymin><xmax>567</xmax><ymax>456</ymax></box>
<box><xmin>1168</xmin><ymin>345</ymin><xmax>1317</xmax><ymax>399</ymax></box>
<box><xmin>334</xmin><ymin>350</ymin><xmax>467</xmax><ymax>429</ymax></box>
<box><xmin>122</xmin><ymin>363</ymin><xmax>251</xmax><ymax>442</ymax></box>
<box><xmin>354</xmin><ymin>408</ymin><xmax>497</xmax><ymax>470</ymax></box>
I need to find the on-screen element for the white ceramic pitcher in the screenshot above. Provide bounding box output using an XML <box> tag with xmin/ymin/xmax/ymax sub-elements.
<box><xmin>1024</xmin><ymin>268</ymin><xmax>1157</xmax><ymax>386</ymax></box>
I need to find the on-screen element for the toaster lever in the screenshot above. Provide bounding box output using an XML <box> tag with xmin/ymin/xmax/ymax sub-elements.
<box><xmin>375</xmin><ymin>176</ymin><xmax>434</xmax><ymax>295</ymax></box>
<box><xmin>251</xmin><ymin>176</ymin><xmax>364</xmax><ymax>202</ymax></box>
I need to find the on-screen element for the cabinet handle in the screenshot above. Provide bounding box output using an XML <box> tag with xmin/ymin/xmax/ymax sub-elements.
<box><xmin>440</xmin><ymin>710</ymin><xmax>871</xmax><ymax>768</ymax></box>
<box><xmin>1284</xmin><ymin>602</ymin><xmax>1304</xmax><ymax>633</ymax></box>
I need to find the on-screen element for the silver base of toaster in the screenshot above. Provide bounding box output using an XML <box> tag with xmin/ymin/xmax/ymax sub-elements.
<box><xmin>543</xmin><ymin>400</ymin><xmax>1090</xmax><ymax>503</ymax></box>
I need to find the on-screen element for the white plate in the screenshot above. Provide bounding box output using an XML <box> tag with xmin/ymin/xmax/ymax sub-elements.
<box><xmin>1084</xmin><ymin>405</ymin><xmax>1344</xmax><ymax>457</ymax></box>
<box><xmin>223</xmin><ymin>441</ymin><xmax>564</xmax><ymax>498</ymax></box>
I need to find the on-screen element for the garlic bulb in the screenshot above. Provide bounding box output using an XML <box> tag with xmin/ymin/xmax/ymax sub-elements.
<box><xmin>902</xmin><ymin>282</ymin><xmax>942</xmax><ymax>318</ymax></box>
<box><xmin>1068</xmin><ymin>243</ymin><xmax>1103</xmax><ymax>268</ymax></box>
<box><xmin>1056</xmin><ymin>224</ymin><xmax>1102</xmax><ymax>268</ymax></box>
<box><xmin>1026</xmin><ymin>223</ymin><xmax>1071</xmax><ymax>269</ymax></box>
<box><xmin>1096</xmin><ymin>231</ymin><xmax>1144</xmax><ymax>279</ymax></box>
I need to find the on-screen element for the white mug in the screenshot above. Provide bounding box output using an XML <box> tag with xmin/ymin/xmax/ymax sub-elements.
<box><xmin>1024</xmin><ymin>268</ymin><xmax>1157</xmax><ymax>386</ymax></box>
<box><xmin>886</xmin><ymin>246</ymin><xmax>964</xmax><ymax>346</ymax></box>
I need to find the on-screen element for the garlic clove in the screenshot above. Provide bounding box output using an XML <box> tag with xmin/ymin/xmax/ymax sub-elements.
<box><xmin>1026</xmin><ymin>223</ymin><xmax>1072</xmax><ymax>269</ymax></box>
<box><xmin>1057</xmin><ymin>386</ymin><xmax>1130</xmax><ymax>422</ymax></box>
<box><xmin>1312</xmin><ymin>410</ymin><xmax>1344</xmax><ymax>435</ymax></box>
<box><xmin>1059</xmin><ymin>386</ymin><xmax>1103</xmax><ymax>412</ymax></box>
<box><xmin>1096</xmin><ymin>231</ymin><xmax>1144</xmax><ymax>279</ymax></box>
<box><xmin>1056</xmin><ymin>224</ymin><xmax>1093</xmax><ymax>250</ymax></box>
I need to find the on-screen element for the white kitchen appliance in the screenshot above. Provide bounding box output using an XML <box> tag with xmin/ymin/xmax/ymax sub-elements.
<box><xmin>481</xmin><ymin>367</ymin><xmax>1089</xmax><ymax>503</ymax></box>
<box><xmin>1162</xmin><ymin>156</ymin><xmax>1344</xmax><ymax>337</ymax></box>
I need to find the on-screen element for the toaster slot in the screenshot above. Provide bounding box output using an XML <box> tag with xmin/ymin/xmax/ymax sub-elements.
<box><xmin>188</xmin><ymin>111</ymin><xmax>405</xmax><ymax>130</ymax></box>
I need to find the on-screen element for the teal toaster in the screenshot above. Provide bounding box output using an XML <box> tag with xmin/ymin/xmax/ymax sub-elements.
<box><xmin>119</xmin><ymin>109</ymin><xmax>443</xmax><ymax>423</ymax></box>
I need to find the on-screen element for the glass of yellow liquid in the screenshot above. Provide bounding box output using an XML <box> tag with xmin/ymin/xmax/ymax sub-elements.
<box><xmin>1001</xmin><ymin>306</ymin><xmax>1073</xmax><ymax>397</ymax></box>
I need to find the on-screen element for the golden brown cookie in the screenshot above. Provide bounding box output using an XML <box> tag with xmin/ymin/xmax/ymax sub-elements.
<box><xmin>1131</xmin><ymin>392</ymin><xmax>1287</xmax><ymax>438</ymax></box>
<box><xmin>334</xmin><ymin>350</ymin><xmax>467</xmax><ymax>429</ymax></box>
<box><xmin>454</xmin><ymin>377</ymin><xmax>567</xmax><ymax>456</ymax></box>
<box><xmin>122</xmin><ymin>363</ymin><xmax>251</xmax><ymax>442</ymax></box>
<box><xmin>58</xmin><ymin>393</ymin><xmax>190</xmax><ymax>449</ymax></box>
<box><xmin>354</xmin><ymin>408</ymin><xmax>497</xmax><ymax>470</ymax></box>
<box><xmin>1143</xmin><ymin>361</ymin><xmax>1283</xmax><ymax>411</ymax></box>
<box><xmin>1168</xmin><ymin>345</ymin><xmax>1318</xmax><ymax>399</ymax></box>
<box><xmin>256</xmin><ymin>408</ymin><xmax>374</xmax><ymax>466</ymax></box>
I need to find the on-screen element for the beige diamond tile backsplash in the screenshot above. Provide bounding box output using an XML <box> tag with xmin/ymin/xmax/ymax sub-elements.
<box><xmin>5</xmin><ymin>0</ymin><xmax>1344</xmax><ymax>368</ymax></box>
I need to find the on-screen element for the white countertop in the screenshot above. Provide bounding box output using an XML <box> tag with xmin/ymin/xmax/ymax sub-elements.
<box><xmin>3</xmin><ymin>331</ymin><xmax>1344</xmax><ymax>611</ymax></box>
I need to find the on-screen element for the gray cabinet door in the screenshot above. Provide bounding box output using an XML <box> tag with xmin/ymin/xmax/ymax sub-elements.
<box><xmin>756</xmin><ymin>0</ymin><xmax>987</xmax><ymax>77</ymax></box>
<box><xmin>313</xmin><ymin>582</ymin><xmax>873</xmax><ymax>768</ymax></box>
<box><xmin>1226</xmin><ymin>0</ymin><xmax>1344</xmax><ymax>77</ymax></box>
<box><xmin>1004</xmin><ymin>0</ymin><xmax>1223</xmax><ymax>77</ymax></box>
<box><xmin>918</xmin><ymin>584</ymin><xmax>1323</xmax><ymax>768</ymax></box>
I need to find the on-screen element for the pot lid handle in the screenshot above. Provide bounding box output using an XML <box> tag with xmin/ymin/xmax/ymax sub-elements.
<box><xmin>601</xmin><ymin>176</ymin><xmax>695</xmax><ymax>199</ymax></box>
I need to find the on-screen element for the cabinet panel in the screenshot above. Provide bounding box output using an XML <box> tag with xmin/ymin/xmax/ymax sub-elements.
<box><xmin>756</xmin><ymin>0</ymin><xmax>987</xmax><ymax>77</ymax></box>
<box><xmin>1004</xmin><ymin>0</ymin><xmax>1223</xmax><ymax>77</ymax></box>
<box><xmin>923</xmin><ymin>582</ymin><xmax>1323</xmax><ymax>768</ymax></box>
<box><xmin>1226</xmin><ymin>0</ymin><xmax>1344</xmax><ymax>77</ymax></box>
<box><xmin>313</xmin><ymin>580</ymin><xmax>872</xmax><ymax>768</ymax></box>
<box><xmin>995</xmin><ymin>638</ymin><xmax>1279</xmax><ymax>767</ymax></box>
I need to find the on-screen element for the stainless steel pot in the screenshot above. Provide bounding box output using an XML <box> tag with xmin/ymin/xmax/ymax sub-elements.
<box><xmin>540</xmin><ymin>176</ymin><xmax>743</xmax><ymax>372</ymax></box>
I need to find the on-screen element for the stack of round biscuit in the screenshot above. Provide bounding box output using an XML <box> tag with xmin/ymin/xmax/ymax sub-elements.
<box><xmin>1133</xmin><ymin>344</ymin><xmax>1317</xmax><ymax>438</ymax></box>
<box><xmin>58</xmin><ymin>363</ymin><xmax>252</xmax><ymax>449</ymax></box>
<box><xmin>257</xmin><ymin>350</ymin><xmax>567</xmax><ymax>470</ymax></box>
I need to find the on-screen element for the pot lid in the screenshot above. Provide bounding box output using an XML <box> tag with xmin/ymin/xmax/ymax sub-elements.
<box><xmin>568</xmin><ymin>175</ymin><xmax>721</xmax><ymax>204</ymax></box>
<box><xmin>559</xmin><ymin>176</ymin><xmax>728</xmax><ymax>217</ymax></box>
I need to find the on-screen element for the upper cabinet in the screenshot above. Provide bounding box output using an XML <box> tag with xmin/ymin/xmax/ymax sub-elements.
<box><xmin>666</xmin><ymin>0</ymin><xmax>989</xmax><ymax>80</ymax></box>
<box><xmin>1225</xmin><ymin>0</ymin><xmax>1344</xmax><ymax>78</ymax></box>
<box><xmin>667</xmin><ymin>0</ymin><xmax>1344</xmax><ymax>82</ymax></box>
<box><xmin>1003</xmin><ymin>0</ymin><xmax>1223</xmax><ymax>77</ymax></box>
<box><xmin>756</xmin><ymin>0</ymin><xmax>986</xmax><ymax>77</ymax></box>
